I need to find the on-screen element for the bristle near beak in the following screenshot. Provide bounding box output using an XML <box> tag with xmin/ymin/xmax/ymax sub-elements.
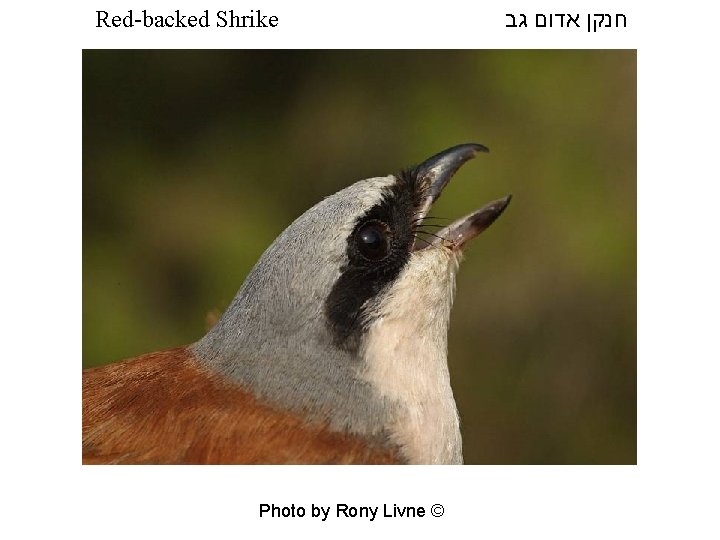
<box><xmin>410</xmin><ymin>143</ymin><xmax>510</xmax><ymax>252</ymax></box>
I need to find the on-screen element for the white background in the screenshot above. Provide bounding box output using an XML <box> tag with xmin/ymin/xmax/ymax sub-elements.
<box><xmin>2</xmin><ymin>0</ymin><xmax>719</xmax><ymax>538</ymax></box>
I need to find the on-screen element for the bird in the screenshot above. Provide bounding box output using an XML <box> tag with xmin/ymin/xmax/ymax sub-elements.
<box><xmin>82</xmin><ymin>143</ymin><xmax>511</xmax><ymax>464</ymax></box>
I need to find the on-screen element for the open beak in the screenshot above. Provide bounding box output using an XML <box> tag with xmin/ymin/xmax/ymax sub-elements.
<box><xmin>411</xmin><ymin>143</ymin><xmax>511</xmax><ymax>252</ymax></box>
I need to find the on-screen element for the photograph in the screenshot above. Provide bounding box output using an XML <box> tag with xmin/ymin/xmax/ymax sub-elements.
<box><xmin>82</xmin><ymin>49</ymin><xmax>636</xmax><ymax>464</ymax></box>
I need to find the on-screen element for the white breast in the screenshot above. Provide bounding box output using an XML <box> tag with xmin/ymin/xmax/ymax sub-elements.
<box><xmin>360</xmin><ymin>248</ymin><xmax>463</xmax><ymax>464</ymax></box>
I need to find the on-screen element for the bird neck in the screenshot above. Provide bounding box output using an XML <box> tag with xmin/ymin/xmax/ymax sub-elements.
<box><xmin>191</xmin><ymin>302</ymin><xmax>399</xmax><ymax>443</ymax></box>
<box><xmin>359</xmin><ymin>249</ymin><xmax>463</xmax><ymax>464</ymax></box>
<box><xmin>191</xmin><ymin>245</ymin><xmax>463</xmax><ymax>464</ymax></box>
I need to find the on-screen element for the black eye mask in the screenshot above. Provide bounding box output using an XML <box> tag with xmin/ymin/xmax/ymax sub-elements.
<box><xmin>324</xmin><ymin>171</ymin><xmax>424</xmax><ymax>353</ymax></box>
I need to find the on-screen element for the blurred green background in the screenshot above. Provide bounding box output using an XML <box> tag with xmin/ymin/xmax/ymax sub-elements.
<box><xmin>83</xmin><ymin>50</ymin><xmax>636</xmax><ymax>464</ymax></box>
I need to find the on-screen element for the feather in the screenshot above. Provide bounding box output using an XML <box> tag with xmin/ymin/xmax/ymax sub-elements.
<box><xmin>82</xmin><ymin>348</ymin><xmax>402</xmax><ymax>464</ymax></box>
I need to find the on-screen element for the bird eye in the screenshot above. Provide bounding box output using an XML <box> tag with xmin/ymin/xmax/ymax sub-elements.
<box><xmin>355</xmin><ymin>221</ymin><xmax>390</xmax><ymax>261</ymax></box>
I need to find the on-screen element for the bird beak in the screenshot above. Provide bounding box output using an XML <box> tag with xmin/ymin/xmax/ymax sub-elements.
<box><xmin>411</xmin><ymin>143</ymin><xmax>511</xmax><ymax>252</ymax></box>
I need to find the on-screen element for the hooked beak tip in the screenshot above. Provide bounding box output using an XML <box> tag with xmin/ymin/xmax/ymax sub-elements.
<box><xmin>408</xmin><ymin>144</ymin><xmax>510</xmax><ymax>252</ymax></box>
<box><xmin>411</xmin><ymin>143</ymin><xmax>489</xmax><ymax>223</ymax></box>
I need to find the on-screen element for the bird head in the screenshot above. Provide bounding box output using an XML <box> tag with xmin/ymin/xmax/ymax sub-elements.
<box><xmin>193</xmin><ymin>144</ymin><xmax>511</xmax><ymax>462</ymax></box>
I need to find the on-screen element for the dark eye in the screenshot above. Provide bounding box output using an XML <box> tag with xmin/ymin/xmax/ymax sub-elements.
<box><xmin>355</xmin><ymin>221</ymin><xmax>390</xmax><ymax>261</ymax></box>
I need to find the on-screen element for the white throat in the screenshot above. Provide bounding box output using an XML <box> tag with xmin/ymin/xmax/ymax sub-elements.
<box><xmin>360</xmin><ymin>248</ymin><xmax>463</xmax><ymax>464</ymax></box>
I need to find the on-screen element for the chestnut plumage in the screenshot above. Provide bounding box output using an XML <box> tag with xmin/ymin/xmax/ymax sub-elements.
<box><xmin>82</xmin><ymin>144</ymin><xmax>511</xmax><ymax>464</ymax></box>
